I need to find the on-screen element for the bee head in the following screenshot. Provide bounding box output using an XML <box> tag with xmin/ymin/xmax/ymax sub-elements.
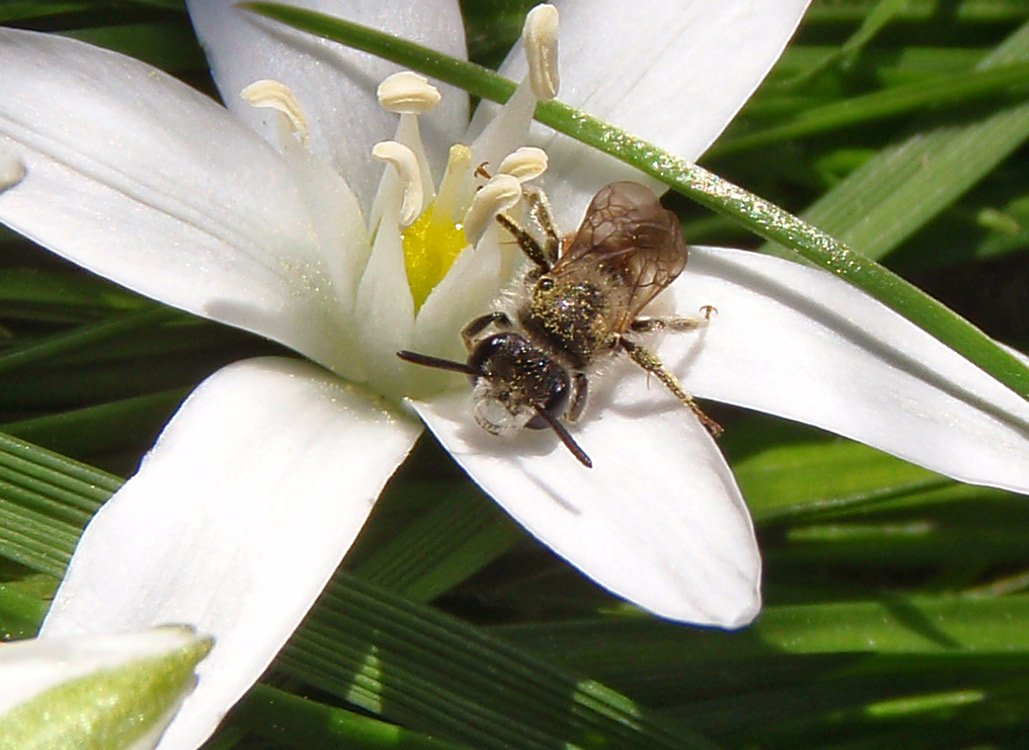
<box><xmin>467</xmin><ymin>333</ymin><xmax>570</xmax><ymax>435</ymax></box>
<box><xmin>397</xmin><ymin>337</ymin><xmax>591</xmax><ymax>467</ymax></box>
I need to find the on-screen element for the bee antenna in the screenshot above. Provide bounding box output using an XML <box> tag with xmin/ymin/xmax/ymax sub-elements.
<box><xmin>397</xmin><ymin>350</ymin><xmax>483</xmax><ymax>377</ymax></box>
<box><xmin>532</xmin><ymin>405</ymin><xmax>593</xmax><ymax>468</ymax></box>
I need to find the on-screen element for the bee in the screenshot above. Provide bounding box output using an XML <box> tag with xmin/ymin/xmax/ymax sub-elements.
<box><xmin>398</xmin><ymin>181</ymin><xmax>720</xmax><ymax>468</ymax></box>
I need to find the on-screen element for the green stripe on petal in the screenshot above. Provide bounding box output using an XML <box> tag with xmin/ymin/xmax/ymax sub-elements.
<box><xmin>0</xmin><ymin>627</ymin><xmax>212</xmax><ymax>750</ymax></box>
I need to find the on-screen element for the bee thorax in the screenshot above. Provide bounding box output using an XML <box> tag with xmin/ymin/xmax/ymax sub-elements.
<box><xmin>522</xmin><ymin>279</ymin><xmax>607</xmax><ymax>368</ymax></box>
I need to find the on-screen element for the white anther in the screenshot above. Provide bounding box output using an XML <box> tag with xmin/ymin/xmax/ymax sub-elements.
<box><xmin>377</xmin><ymin>71</ymin><xmax>442</xmax><ymax>114</ymax></box>
<box><xmin>240</xmin><ymin>79</ymin><xmax>309</xmax><ymax>146</ymax></box>
<box><xmin>0</xmin><ymin>149</ymin><xmax>26</xmax><ymax>192</ymax></box>
<box><xmin>463</xmin><ymin>174</ymin><xmax>522</xmax><ymax>245</ymax></box>
<box><xmin>522</xmin><ymin>4</ymin><xmax>559</xmax><ymax>101</ymax></box>
<box><xmin>498</xmin><ymin>146</ymin><xmax>548</xmax><ymax>183</ymax></box>
<box><xmin>372</xmin><ymin>140</ymin><xmax>425</xmax><ymax>227</ymax></box>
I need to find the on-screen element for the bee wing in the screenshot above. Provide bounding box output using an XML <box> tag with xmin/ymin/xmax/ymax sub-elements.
<box><xmin>551</xmin><ymin>182</ymin><xmax>688</xmax><ymax>332</ymax></box>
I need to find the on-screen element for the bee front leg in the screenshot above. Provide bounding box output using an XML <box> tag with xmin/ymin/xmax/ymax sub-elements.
<box><xmin>496</xmin><ymin>213</ymin><xmax>551</xmax><ymax>271</ymax></box>
<box><xmin>461</xmin><ymin>311</ymin><xmax>512</xmax><ymax>349</ymax></box>
<box><xmin>618</xmin><ymin>337</ymin><xmax>723</xmax><ymax>438</ymax></box>
<box><xmin>566</xmin><ymin>372</ymin><xmax>589</xmax><ymax>423</ymax></box>
<box><xmin>522</xmin><ymin>186</ymin><xmax>561</xmax><ymax>266</ymax></box>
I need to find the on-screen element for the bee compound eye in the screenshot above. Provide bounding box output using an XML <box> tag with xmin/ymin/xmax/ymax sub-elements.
<box><xmin>467</xmin><ymin>332</ymin><xmax>520</xmax><ymax>376</ymax></box>
<box><xmin>525</xmin><ymin>364</ymin><xmax>570</xmax><ymax>430</ymax></box>
<box><xmin>537</xmin><ymin>276</ymin><xmax>555</xmax><ymax>291</ymax></box>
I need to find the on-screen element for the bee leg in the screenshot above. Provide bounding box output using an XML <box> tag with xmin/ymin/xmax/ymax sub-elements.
<box><xmin>631</xmin><ymin>306</ymin><xmax>718</xmax><ymax>333</ymax></box>
<box><xmin>618</xmin><ymin>337</ymin><xmax>723</xmax><ymax>437</ymax></box>
<box><xmin>522</xmin><ymin>186</ymin><xmax>561</xmax><ymax>266</ymax></box>
<box><xmin>630</xmin><ymin>315</ymin><xmax>709</xmax><ymax>334</ymax></box>
<box><xmin>496</xmin><ymin>213</ymin><xmax>551</xmax><ymax>271</ymax></box>
<box><xmin>461</xmin><ymin>311</ymin><xmax>512</xmax><ymax>349</ymax></box>
<box><xmin>566</xmin><ymin>372</ymin><xmax>589</xmax><ymax>423</ymax></box>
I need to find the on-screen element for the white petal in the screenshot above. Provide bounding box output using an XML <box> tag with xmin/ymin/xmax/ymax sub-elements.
<box><xmin>281</xmin><ymin>144</ymin><xmax>374</xmax><ymax>379</ymax></box>
<box><xmin>41</xmin><ymin>357</ymin><xmax>421</xmax><ymax>749</ymax></box>
<box><xmin>412</xmin><ymin>389</ymin><xmax>761</xmax><ymax>627</ymax></box>
<box><xmin>186</xmin><ymin>0</ymin><xmax>470</xmax><ymax>211</ymax></box>
<box><xmin>474</xmin><ymin>0</ymin><xmax>811</xmax><ymax>226</ymax></box>
<box><xmin>0</xmin><ymin>626</ymin><xmax>206</xmax><ymax>714</ymax></box>
<box><xmin>353</xmin><ymin>199</ymin><xmax>416</xmax><ymax>396</ymax></box>
<box><xmin>0</xmin><ymin>29</ymin><xmax>357</xmax><ymax>373</ymax></box>
<box><xmin>671</xmin><ymin>247</ymin><xmax>1029</xmax><ymax>493</ymax></box>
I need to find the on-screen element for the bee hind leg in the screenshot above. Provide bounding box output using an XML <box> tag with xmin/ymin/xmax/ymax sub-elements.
<box><xmin>618</xmin><ymin>337</ymin><xmax>723</xmax><ymax>437</ymax></box>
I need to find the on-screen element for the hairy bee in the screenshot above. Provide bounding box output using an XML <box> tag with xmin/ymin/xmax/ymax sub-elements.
<box><xmin>399</xmin><ymin>181</ymin><xmax>719</xmax><ymax>467</ymax></box>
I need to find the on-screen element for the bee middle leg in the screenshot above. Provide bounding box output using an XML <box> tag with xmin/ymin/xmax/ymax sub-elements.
<box><xmin>618</xmin><ymin>337</ymin><xmax>723</xmax><ymax>437</ymax></box>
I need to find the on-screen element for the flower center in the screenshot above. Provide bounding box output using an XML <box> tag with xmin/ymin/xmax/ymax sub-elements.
<box><xmin>401</xmin><ymin>202</ymin><xmax>467</xmax><ymax>309</ymax></box>
<box><xmin>373</xmin><ymin>72</ymin><xmax>545</xmax><ymax>312</ymax></box>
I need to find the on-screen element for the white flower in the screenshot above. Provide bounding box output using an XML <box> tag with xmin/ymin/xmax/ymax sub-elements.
<box><xmin>0</xmin><ymin>625</ymin><xmax>212</xmax><ymax>748</ymax></box>
<box><xmin>0</xmin><ymin>1</ymin><xmax>1025</xmax><ymax>748</ymax></box>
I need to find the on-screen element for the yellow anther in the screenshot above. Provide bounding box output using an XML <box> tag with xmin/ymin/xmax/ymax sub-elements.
<box><xmin>377</xmin><ymin>71</ymin><xmax>442</xmax><ymax>114</ymax></box>
<box><xmin>240</xmin><ymin>79</ymin><xmax>309</xmax><ymax>146</ymax></box>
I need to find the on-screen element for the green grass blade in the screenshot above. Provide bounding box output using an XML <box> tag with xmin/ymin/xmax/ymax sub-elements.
<box><xmin>0</xmin><ymin>432</ymin><xmax>112</xmax><ymax>576</ymax></box>
<box><xmin>231</xmin><ymin>683</ymin><xmax>472</xmax><ymax>750</ymax></box>
<box><xmin>0</xmin><ymin>582</ymin><xmax>47</xmax><ymax>640</ymax></box>
<box><xmin>0</xmin><ymin>306</ymin><xmax>175</xmax><ymax>375</ymax></box>
<box><xmin>346</xmin><ymin>477</ymin><xmax>522</xmax><ymax>603</ymax></box>
<box><xmin>760</xmin><ymin>21</ymin><xmax>1029</xmax><ymax>262</ymax></box>
<box><xmin>711</xmin><ymin>61</ymin><xmax>1028</xmax><ymax>155</ymax></box>
<box><xmin>493</xmin><ymin>594</ymin><xmax>1029</xmax><ymax>677</ymax></box>
<box><xmin>1</xmin><ymin>389</ymin><xmax>186</xmax><ymax>459</ymax></box>
<box><xmin>279</xmin><ymin>573</ymin><xmax>720</xmax><ymax>750</ymax></box>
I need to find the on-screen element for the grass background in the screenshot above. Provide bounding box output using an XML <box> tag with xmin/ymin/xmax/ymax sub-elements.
<box><xmin>1</xmin><ymin>1</ymin><xmax>1026</xmax><ymax>747</ymax></box>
